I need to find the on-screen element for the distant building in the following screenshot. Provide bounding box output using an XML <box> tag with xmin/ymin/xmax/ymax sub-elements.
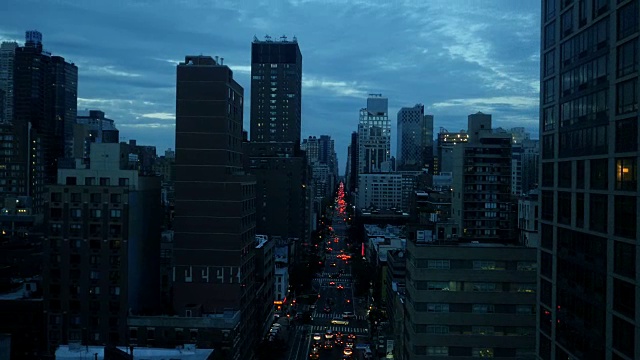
<box><xmin>357</xmin><ymin>173</ymin><xmax>403</xmax><ymax>211</ymax></box>
<box><xmin>517</xmin><ymin>190</ymin><xmax>539</xmax><ymax>248</ymax></box>
<box><xmin>0</xmin><ymin>41</ymin><xmax>17</xmax><ymax>124</ymax></box>
<box><xmin>358</xmin><ymin>94</ymin><xmax>390</xmax><ymax>175</ymax></box>
<box><xmin>73</xmin><ymin>109</ymin><xmax>119</xmax><ymax>165</ymax></box>
<box><xmin>55</xmin><ymin>344</ymin><xmax>214</xmax><ymax>360</ymax></box>
<box><xmin>43</xmin><ymin>142</ymin><xmax>161</xmax><ymax>351</ymax></box>
<box><xmin>452</xmin><ymin>113</ymin><xmax>515</xmax><ymax>242</ymax></box>
<box><xmin>347</xmin><ymin>131</ymin><xmax>358</xmax><ymax>193</ymax></box>
<box><xmin>126</xmin><ymin>139</ymin><xmax>156</xmax><ymax>176</ymax></box>
<box><xmin>0</xmin><ymin>279</ymin><xmax>46</xmax><ymax>359</ymax></box>
<box><xmin>254</xmin><ymin>235</ymin><xmax>275</xmax><ymax>339</ymax></box>
<box><xmin>274</xmin><ymin>244</ymin><xmax>289</xmax><ymax>306</ymax></box>
<box><xmin>396</xmin><ymin>104</ymin><xmax>433</xmax><ymax>172</ymax></box>
<box><xmin>510</xmin><ymin>128</ymin><xmax>538</xmax><ymax>196</ymax></box>
<box><xmin>249</xmin><ymin>35</ymin><xmax>302</xmax><ymax>145</ymax></box>
<box><xmin>436</xmin><ymin>129</ymin><xmax>468</xmax><ymax>175</ymax></box>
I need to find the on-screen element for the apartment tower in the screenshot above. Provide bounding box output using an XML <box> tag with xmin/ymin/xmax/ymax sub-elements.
<box><xmin>539</xmin><ymin>0</ymin><xmax>638</xmax><ymax>358</ymax></box>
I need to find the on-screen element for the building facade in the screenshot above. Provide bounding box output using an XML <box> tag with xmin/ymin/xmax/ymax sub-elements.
<box><xmin>538</xmin><ymin>1</ymin><xmax>639</xmax><ymax>358</ymax></box>
<box><xmin>172</xmin><ymin>55</ymin><xmax>257</xmax><ymax>360</ymax></box>
<box><xmin>358</xmin><ymin>94</ymin><xmax>391</xmax><ymax>175</ymax></box>
<box><xmin>249</xmin><ymin>36</ymin><xmax>302</xmax><ymax>145</ymax></box>
<box><xmin>511</xmin><ymin>138</ymin><xmax>539</xmax><ymax>196</ymax></box>
<box><xmin>403</xmin><ymin>237</ymin><xmax>537</xmax><ymax>359</ymax></box>
<box><xmin>397</xmin><ymin>104</ymin><xmax>434</xmax><ymax>172</ymax></box>
<box><xmin>452</xmin><ymin>113</ymin><xmax>515</xmax><ymax>242</ymax></box>
<box><xmin>42</xmin><ymin>143</ymin><xmax>161</xmax><ymax>352</ymax></box>
<box><xmin>436</xmin><ymin>129</ymin><xmax>469</xmax><ymax>175</ymax></box>
<box><xmin>0</xmin><ymin>41</ymin><xmax>17</xmax><ymax>124</ymax></box>
<box><xmin>357</xmin><ymin>173</ymin><xmax>403</xmax><ymax>211</ymax></box>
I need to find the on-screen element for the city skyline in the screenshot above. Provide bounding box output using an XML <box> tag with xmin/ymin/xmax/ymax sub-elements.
<box><xmin>1</xmin><ymin>0</ymin><xmax>541</xmax><ymax>164</ymax></box>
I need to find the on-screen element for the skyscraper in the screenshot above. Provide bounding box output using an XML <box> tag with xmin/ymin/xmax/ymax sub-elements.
<box><xmin>358</xmin><ymin>94</ymin><xmax>390</xmax><ymax>174</ymax></box>
<box><xmin>10</xmin><ymin>31</ymin><xmax>77</xmax><ymax>211</ymax></box>
<box><xmin>0</xmin><ymin>41</ymin><xmax>17</xmax><ymax>124</ymax></box>
<box><xmin>539</xmin><ymin>1</ymin><xmax>638</xmax><ymax>358</ymax></box>
<box><xmin>249</xmin><ymin>35</ymin><xmax>302</xmax><ymax>145</ymax></box>
<box><xmin>396</xmin><ymin>104</ymin><xmax>434</xmax><ymax>171</ymax></box>
<box><xmin>173</xmin><ymin>55</ymin><xmax>257</xmax><ymax>359</ymax></box>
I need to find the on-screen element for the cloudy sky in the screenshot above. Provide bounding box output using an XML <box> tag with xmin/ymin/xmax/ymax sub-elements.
<box><xmin>3</xmin><ymin>0</ymin><xmax>540</xmax><ymax>173</ymax></box>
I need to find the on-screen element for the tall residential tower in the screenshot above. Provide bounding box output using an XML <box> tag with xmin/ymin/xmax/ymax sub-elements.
<box><xmin>539</xmin><ymin>1</ymin><xmax>638</xmax><ymax>358</ymax></box>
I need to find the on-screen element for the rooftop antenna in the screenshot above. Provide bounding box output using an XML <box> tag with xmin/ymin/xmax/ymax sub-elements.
<box><xmin>253</xmin><ymin>35</ymin><xmax>258</xmax><ymax>42</ymax></box>
<box><xmin>293</xmin><ymin>35</ymin><xmax>297</xmax><ymax>42</ymax></box>
<box><xmin>264</xmin><ymin>34</ymin><xmax>272</xmax><ymax>42</ymax></box>
<box><xmin>280</xmin><ymin>34</ymin><xmax>287</xmax><ymax>42</ymax></box>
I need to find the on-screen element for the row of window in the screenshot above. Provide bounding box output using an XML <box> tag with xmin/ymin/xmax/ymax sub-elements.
<box><xmin>414</xmin><ymin>259</ymin><xmax>536</xmax><ymax>271</ymax></box>
<box><xmin>544</xmin><ymin>158</ymin><xmax>637</xmax><ymax>191</ymax></box>
<box><xmin>65</xmin><ymin>177</ymin><xmax>130</xmax><ymax>186</ymax></box>
<box><xmin>413</xmin><ymin>303</ymin><xmax>535</xmax><ymax>314</ymax></box>
<box><xmin>51</xmin><ymin>192</ymin><xmax>123</xmax><ymax>204</ymax></box>
<box><xmin>413</xmin><ymin>281</ymin><xmax>536</xmax><ymax>293</ymax></box>
<box><xmin>412</xmin><ymin>346</ymin><xmax>523</xmax><ymax>358</ymax></box>
<box><xmin>413</xmin><ymin>324</ymin><xmax>535</xmax><ymax>336</ymax></box>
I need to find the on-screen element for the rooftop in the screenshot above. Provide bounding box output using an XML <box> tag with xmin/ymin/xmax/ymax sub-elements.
<box><xmin>55</xmin><ymin>345</ymin><xmax>213</xmax><ymax>360</ymax></box>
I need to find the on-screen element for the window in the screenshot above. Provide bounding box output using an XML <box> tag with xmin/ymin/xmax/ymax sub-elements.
<box><xmin>472</xmin><ymin>283</ymin><xmax>499</xmax><ymax>292</ymax></box>
<box><xmin>543</xmin><ymin>135</ymin><xmax>554</xmax><ymax>159</ymax></box>
<box><xmin>90</xmin><ymin>193</ymin><xmax>101</xmax><ymax>203</ymax></box>
<box><xmin>576</xmin><ymin>160</ymin><xmax>585</xmax><ymax>188</ymax></box>
<box><xmin>543</xmin><ymin>78</ymin><xmax>556</xmax><ymax>104</ymax></box>
<box><xmin>85</xmin><ymin>177</ymin><xmax>95</xmax><ymax>185</ymax></box>
<box><xmin>473</xmin><ymin>348</ymin><xmax>494</xmax><ymax>358</ymax></box>
<box><xmin>615</xmin><ymin>196</ymin><xmax>637</xmax><ymax>238</ymax></box>
<box><xmin>544</xmin><ymin>51</ymin><xmax>555</xmax><ymax>77</ymax></box>
<box><xmin>545</xmin><ymin>21</ymin><xmax>556</xmax><ymax>49</ymax></box>
<box><xmin>100</xmin><ymin>177</ymin><xmax>110</xmax><ymax>186</ymax></box>
<box><xmin>613</xmin><ymin>278</ymin><xmax>635</xmax><ymax>318</ymax></box>
<box><xmin>557</xmin><ymin>191</ymin><xmax>572</xmax><ymax>225</ymax></box>
<box><xmin>614</xmin><ymin>241</ymin><xmax>635</xmax><ymax>279</ymax></box>
<box><xmin>427</xmin><ymin>260</ymin><xmax>450</xmax><ymax>269</ymax></box>
<box><xmin>543</xmin><ymin>107</ymin><xmax>556</xmax><ymax>131</ymax></box>
<box><xmin>612</xmin><ymin>316</ymin><xmax>635</xmax><ymax>358</ymax></box>
<box><xmin>70</xmin><ymin>209</ymin><xmax>82</xmax><ymax>219</ymax></box>
<box><xmin>541</xmin><ymin>191</ymin><xmax>554</xmax><ymax>221</ymax></box>
<box><xmin>426</xmin><ymin>303</ymin><xmax>449</xmax><ymax>313</ymax></box>
<box><xmin>589</xmin><ymin>194</ymin><xmax>608</xmax><ymax>233</ymax></box>
<box><xmin>110</xmin><ymin>194</ymin><xmax>121</xmax><ymax>204</ymax></box>
<box><xmin>617</xmin><ymin>0</ymin><xmax>639</xmax><ymax>40</ymax></box>
<box><xmin>516</xmin><ymin>305</ymin><xmax>535</xmax><ymax>314</ymax></box>
<box><xmin>51</xmin><ymin>192</ymin><xmax>62</xmax><ymax>202</ymax></box>
<box><xmin>617</xmin><ymin>78</ymin><xmax>638</xmax><ymax>114</ymax></box>
<box><xmin>118</xmin><ymin>178</ymin><xmax>129</xmax><ymax>186</ymax></box>
<box><xmin>558</xmin><ymin>161</ymin><xmax>572</xmax><ymax>188</ymax></box>
<box><xmin>427</xmin><ymin>347</ymin><xmax>448</xmax><ymax>356</ymax></box>
<box><xmin>545</xmin><ymin>0</ymin><xmax>557</xmax><ymax>20</ymax></box>
<box><xmin>617</xmin><ymin>40</ymin><xmax>638</xmax><ymax>77</ymax></box>
<box><xmin>427</xmin><ymin>282</ymin><xmax>450</xmax><ymax>291</ymax></box>
<box><xmin>472</xmin><ymin>326</ymin><xmax>494</xmax><ymax>335</ymax></box>
<box><xmin>69</xmin><ymin>224</ymin><xmax>82</xmax><ymax>237</ymax></box>
<box><xmin>473</xmin><ymin>261</ymin><xmax>505</xmax><ymax>270</ymax></box>
<box><xmin>517</xmin><ymin>262</ymin><xmax>537</xmax><ymax>271</ymax></box>
<box><xmin>472</xmin><ymin>304</ymin><xmax>495</xmax><ymax>313</ymax></box>
<box><xmin>66</xmin><ymin>176</ymin><xmax>77</xmax><ymax>185</ymax></box>
<box><xmin>542</xmin><ymin>162</ymin><xmax>554</xmax><ymax>187</ymax></box>
<box><xmin>616</xmin><ymin>118</ymin><xmax>638</xmax><ymax>153</ymax></box>
<box><xmin>426</xmin><ymin>325</ymin><xmax>449</xmax><ymax>334</ymax></box>
<box><xmin>590</xmin><ymin>158</ymin><xmax>608</xmax><ymax>190</ymax></box>
<box><xmin>616</xmin><ymin>158</ymin><xmax>637</xmax><ymax>190</ymax></box>
<box><xmin>110</xmin><ymin>209</ymin><xmax>122</xmax><ymax>219</ymax></box>
<box><xmin>561</xmin><ymin>7</ymin><xmax>573</xmax><ymax>36</ymax></box>
<box><xmin>593</xmin><ymin>0</ymin><xmax>609</xmax><ymax>17</ymax></box>
<box><xmin>90</xmin><ymin>209</ymin><xmax>102</xmax><ymax>219</ymax></box>
<box><xmin>576</xmin><ymin>192</ymin><xmax>585</xmax><ymax>227</ymax></box>
<box><xmin>513</xmin><ymin>283</ymin><xmax>536</xmax><ymax>293</ymax></box>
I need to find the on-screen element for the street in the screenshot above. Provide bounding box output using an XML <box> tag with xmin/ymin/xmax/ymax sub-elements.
<box><xmin>288</xmin><ymin>184</ymin><xmax>371</xmax><ymax>360</ymax></box>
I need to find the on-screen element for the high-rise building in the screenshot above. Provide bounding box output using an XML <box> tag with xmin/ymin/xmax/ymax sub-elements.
<box><xmin>348</xmin><ymin>131</ymin><xmax>358</xmax><ymax>193</ymax></box>
<box><xmin>73</xmin><ymin>109</ymin><xmax>119</xmax><ymax>164</ymax></box>
<box><xmin>0</xmin><ymin>41</ymin><xmax>17</xmax><ymax>124</ymax></box>
<box><xmin>511</xmin><ymin>137</ymin><xmax>539</xmax><ymax>196</ymax></box>
<box><xmin>436</xmin><ymin>129</ymin><xmax>469</xmax><ymax>175</ymax></box>
<box><xmin>358</xmin><ymin>94</ymin><xmax>390</xmax><ymax>174</ymax></box>
<box><xmin>249</xmin><ymin>35</ymin><xmax>302</xmax><ymax>145</ymax></box>
<box><xmin>172</xmin><ymin>55</ymin><xmax>256</xmax><ymax>360</ymax></box>
<box><xmin>247</xmin><ymin>36</ymin><xmax>310</xmax><ymax>248</ymax></box>
<box><xmin>43</xmin><ymin>142</ymin><xmax>161</xmax><ymax>351</ymax></box>
<box><xmin>538</xmin><ymin>1</ymin><xmax>638</xmax><ymax>358</ymax></box>
<box><xmin>451</xmin><ymin>113</ymin><xmax>515</xmax><ymax>242</ymax></box>
<box><xmin>397</xmin><ymin>104</ymin><xmax>434</xmax><ymax>172</ymax></box>
<box><xmin>10</xmin><ymin>31</ymin><xmax>78</xmax><ymax>212</ymax></box>
<box><xmin>302</xmin><ymin>135</ymin><xmax>338</xmax><ymax>199</ymax></box>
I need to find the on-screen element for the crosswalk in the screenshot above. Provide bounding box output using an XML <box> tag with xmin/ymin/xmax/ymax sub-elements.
<box><xmin>310</xmin><ymin>325</ymin><xmax>368</xmax><ymax>334</ymax></box>
<box><xmin>317</xmin><ymin>271</ymin><xmax>352</xmax><ymax>278</ymax></box>
<box><xmin>312</xmin><ymin>313</ymin><xmax>367</xmax><ymax>321</ymax></box>
<box><xmin>314</xmin><ymin>278</ymin><xmax>352</xmax><ymax>285</ymax></box>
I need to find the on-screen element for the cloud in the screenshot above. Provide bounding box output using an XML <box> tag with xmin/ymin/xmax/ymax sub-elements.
<box><xmin>83</xmin><ymin>65</ymin><xmax>141</xmax><ymax>78</ymax></box>
<box><xmin>302</xmin><ymin>76</ymin><xmax>369</xmax><ymax>98</ymax></box>
<box><xmin>432</xmin><ymin>96</ymin><xmax>539</xmax><ymax>111</ymax></box>
<box><xmin>140</xmin><ymin>112</ymin><xmax>175</xmax><ymax>121</ymax></box>
<box><xmin>119</xmin><ymin>123</ymin><xmax>175</xmax><ymax>129</ymax></box>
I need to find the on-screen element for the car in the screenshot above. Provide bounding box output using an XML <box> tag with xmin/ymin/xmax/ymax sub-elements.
<box><xmin>347</xmin><ymin>333</ymin><xmax>357</xmax><ymax>340</ymax></box>
<box><xmin>330</xmin><ymin>262</ymin><xmax>337</xmax><ymax>267</ymax></box>
<box><xmin>331</xmin><ymin>318</ymin><xmax>349</xmax><ymax>325</ymax></box>
<box><xmin>337</xmin><ymin>284</ymin><xmax>344</xmax><ymax>290</ymax></box>
<box><xmin>312</xmin><ymin>333</ymin><xmax>323</xmax><ymax>342</ymax></box>
<box><xmin>343</xmin><ymin>348</ymin><xmax>353</xmax><ymax>356</ymax></box>
<box><xmin>345</xmin><ymin>341</ymin><xmax>354</xmax><ymax>349</ymax></box>
<box><xmin>309</xmin><ymin>353</ymin><xmax>320</xmax><ymax>359</ymax></box>
<box><xmin>342</xmin><ymin>311</ymin><xmax>355</xmax><ymax>319</ymax></box>
<box><xmin>323</xmin><ymin>340</ymin><xmax>333</xmax><ymax>350</ymax></box>
<box><xmin>324</xmin><ymin>306</ymin><xmax>331</xmax><ymax>313</ymax></box>
<box><xmin>328</xmin><ymin>247</ymin><xmax>333</xmax><ymax>252</ymax></box>
<box><xmin>324</xmin><ymin>329</ymin><xmax>334</xmax><ymax>339</ymax></box>
<box><xmin>329</xmin><ymin>281</ymin><xmax>336</xmax><ymax>286</ymax></box>
<box><xmin>271</xmin><ymin>323</ymin><xmax>282</xmax><ymax>329</ymax></box>
<box><xmin>335</xmin><ymin>334</ymin><xmax>344</xmax><ymax>345</ymax></box>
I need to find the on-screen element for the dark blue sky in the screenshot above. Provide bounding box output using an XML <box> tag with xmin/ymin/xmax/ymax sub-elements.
<box><xmin>2</xmin><ymin>0</ymin><xmax>541</xmax><ymax>172</ymax></box>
